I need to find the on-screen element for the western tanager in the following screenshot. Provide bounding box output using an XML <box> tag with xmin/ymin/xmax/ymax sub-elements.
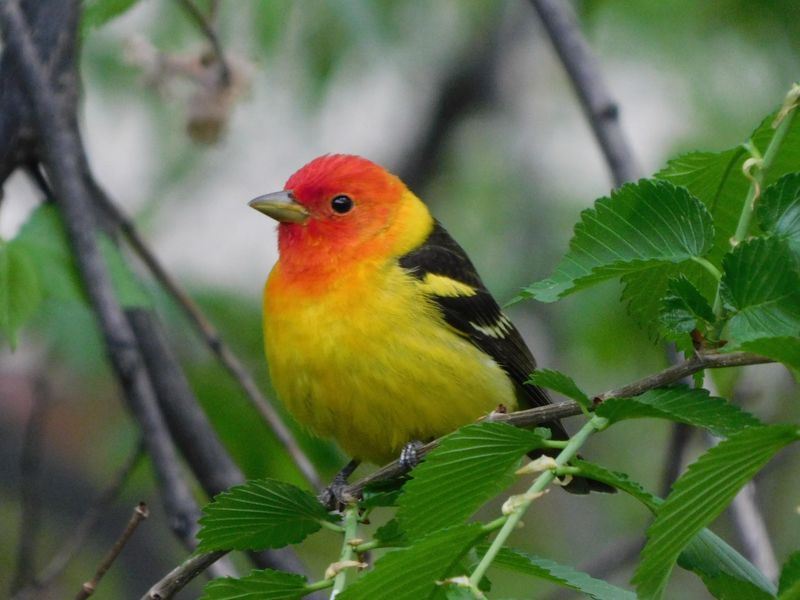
<box><xmin>250</xmin><ymin>154</ymin><xmax>611</xmax><ymax>494</ymax></box>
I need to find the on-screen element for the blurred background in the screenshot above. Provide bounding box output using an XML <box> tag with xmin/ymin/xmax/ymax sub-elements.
<box><xmin>1</xmin><ymin>1</ymin><xmax>799</xmax><ymax>598</ymax></box>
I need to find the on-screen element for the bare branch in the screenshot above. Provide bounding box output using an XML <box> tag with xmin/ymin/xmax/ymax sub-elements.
<box><xmin>529</xmin><ymin>0</ymin><xmax>640</xmax><ymax>186</ymax></box>
<box><xmin>341</xmin><ymin>351</ymin><xmax>772</xmax><ymax>499</ymax></box>
<box><xmin>177</xmin><ymin>0</ymin><xmax>231</xmax><ymax>86</ymax></box>
<box><xmin>75</xmin><ymin>502</ymin><xmax>150</xmax><ymax>600</ymax></box>
<box><xmin>141</xmin><ymin>550</ymin><xmax>228</xmax><ymax>600</ymax></box>
<box><xmin>92</xmin><ymin>186</ymin><xmax>322</xmax><ymax>492</ymax></box>
<box><xmin>0</xmin><ymin>0</ymin><xmax>201</xmax><ymax>551</ymax></box>
<box><xmin>10</xmin><ymin>440</ymin><xmax>144</xmax><ymax>600</ymax></box>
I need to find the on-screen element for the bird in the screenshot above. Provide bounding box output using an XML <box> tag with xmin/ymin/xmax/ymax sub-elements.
<box><xmin>249</xmin><ymin>154</ymin><xmax>612</xmax><ymax>497</ymax></box>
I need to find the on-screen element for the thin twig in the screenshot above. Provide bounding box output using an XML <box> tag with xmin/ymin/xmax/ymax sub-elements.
<box><xmin>91</xmin><ymin>185</ymin><xmax>322</xmax><ymax>492</ymax></box>
<box><xmin>177</xmin><ymin>0</ymin><xmax>231</xmax><ymax>86</ymax></box>
<box><xmin>11</xmin><ymin>376</ymin><xmax>50</xmax><ymax>594</ymax></box>
<box><xmin>141</xmin><ymin>550</ymin><xmax>228</xmax><ymax>600</ymax></box>
<box><xmin>74</xmin><ymin>502</ymin><xmax>149</xmax><ymax>600</ymax></box>
<box><xmin>341</xmin><ymin>351</ymin><xmax>772</xmax><ymax>499</ymax></box>
<box><xmin>11</xmin><ymin>440</ymin><xmax>144</xmax><ymax>600</ymax></box>
<box><xmin>529</xmin><ymin>0</ymin><xmax>640</xmax><ymax>186</ymax></box>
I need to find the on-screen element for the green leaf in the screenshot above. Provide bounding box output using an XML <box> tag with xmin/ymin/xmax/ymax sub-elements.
<box><xmin>679</xmin><ymin>531</ymin><xmax>777</xmax><ymax>598</ymax></box>
<box><xmin>480</xmin><ymin>546</ymin><xmax>636</xmax><ymax>600</ymax></box>
<box><xmin>699</xmin><ymin>573</ymin><xmax>776</xmax><ymax>600</ymax></box>
<box><xmin>633</xmin><ymin>424</ymin><xmax>800</xmax><ymax>600</ymax></box>
<box><xmin>721</xmin><ymin>237</ymin><xmax>800</xmax><ymax>348</ymax></box>
<box><xmin>739</xmin><ymin>337</ymin><xmax>800</xmax><ymax>370</ymax></box>
<box><xmin>13</xmin><ymin>206</ymin><xmax>150</xmax><ymax>308</ymax></box>
<box><xmin>528</xmin><ymin>369</ymin><xmax>591</xmax><ymax>410</ymax></box>
<box><xmin>659</xmin><ymin>275</ymin><xmax>716</xmax><ymax>335</ymax></box>
<box><xmin>339</xmin><ymin>524</ymin><xmax>485</xmax><ymax>600</ymax></box>
<box><xmin>197</xmin><ymin>479</ymin><xmax>336</xmax><ymax>552</ymax></box>
<box><xmin>0</xmin><ymin>241</ymin><xmax>42</xmax><ymax>348</ymax></box>
<box><xmin>779</xmin><ymin>551</ymin><xmax>800</xmax><ymax>599</ymax></box>
<box><xmin>81</xmin><ymin>0</ymin><xmax>141</xmax><ymax>31</ymax></box>
<box><xmin>199</xmin><ymin>569</ymin><xmax>311</xmax><ymax>600</ymax></box>
<box><xmin>396</xmin><ymin>423</ymin><xmax>546</xmax><ymax>540</ymax></box>
<box><xmin>13</xmin><ymin>206</ymin><xmax>84</xmax><ymax>303</ymax></box>
<box><xmin>572</xmin><ymin>460</ymin><xmax>660</xmax><ymax>511</ymax></box>
<box><xmin>621</xmin><ymin>260</ymin><xmax>716</xmax><ymax>341</ymax></box>
<box><xmin>596</xmin><ymin>385</ymin><xmax>762</xmax><ymax>437</ymax></box>
<box><xmin>759</xmin><ymin>173</ymin><xmax>800</xmax><ymax>258</ymax></box>
<box><xmin>575</xmin><ymin>461</ymin><xmax>776</xmax><ymax>596</ymax></box>
<box><xmin>658</xmin><ymin>110</ymin><xmax>800</xmax><ymax>263</ymax></box>
<box><xmin>523</xmin><ymin>179</ymin><xmax>714</xmax><ymax>302</ymax></box>
<box><xmin>98</xmin><ymin>236</ymin><xmax>151</xmax><ymax>307</ymax></box>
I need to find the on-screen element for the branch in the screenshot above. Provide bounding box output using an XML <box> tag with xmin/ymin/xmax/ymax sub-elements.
<box><xmin>10</xmin><ymin>440</ymin><xmax>144</xmax><ymax>600</ymax></box>
<box><xmin>177</xmin><ymin>0</ymin><xmax>231</xmax><ymax>86</ymax></box>
<box><xmin>529</xmin><ymin>0</ymin><xmax>640</xmax><ymax>186</ymax></box>
<box><xmin>0</xmin><ymin>0</ymin><xmax>201</xmax><ymax>552</ymax></box>
<box><xmin>141</xmin><ymin>550</ymin><xmax>228</xmax><ymax>600</ymax></box>
<box><xmin>75</xmin><ymin>502</ymin><xmax>149</xmax><ymax>600</ymax></box>
<box><xmin>91</xmin><ymin>185</ymin><xmax>322</xmax><ymax>492</ymax></box>
<box><xmin>341</xmin><ymin>351</ymin><xmax>772</xmax><ymax>499</ymax></box>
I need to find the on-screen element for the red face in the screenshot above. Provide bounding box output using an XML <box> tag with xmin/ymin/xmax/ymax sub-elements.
<box><xmin>278</xmin><ymin>154</ymin><xmax>405</xmax><ymax>265</ymax></box>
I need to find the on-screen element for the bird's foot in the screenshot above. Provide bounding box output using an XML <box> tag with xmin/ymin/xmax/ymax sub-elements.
<box><xmin>399</xmin><ymin>440</ymin><xmax>425</xmax><ymax>471</ymax></box>
<box><xmin>319</xmin><ymin>458</ymin><xmax>360</xmax><ymax>511</ymax></box>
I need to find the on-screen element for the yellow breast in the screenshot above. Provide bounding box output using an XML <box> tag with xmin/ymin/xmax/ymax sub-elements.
<box><xmin>263</xmin><ymin>259</ymin><xmax>516</xmax><ymax>464</ymax></box>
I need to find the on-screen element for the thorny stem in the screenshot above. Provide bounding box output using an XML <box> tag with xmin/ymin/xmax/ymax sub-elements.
<box><xmin>468</xmin><ymin>416</ymin><xmax>607</xmax><ymax>586</ymax></box>
<box><xmin>331</xmin><ymin>507</ymin><xmax>360</xmax><ymax>598</ymax></box>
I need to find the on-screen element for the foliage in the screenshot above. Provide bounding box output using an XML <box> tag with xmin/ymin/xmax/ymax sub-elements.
<box><xmin>188</xmin><ymin>87</ymin><xmax>800</xmax><ymax>600</ymax></box>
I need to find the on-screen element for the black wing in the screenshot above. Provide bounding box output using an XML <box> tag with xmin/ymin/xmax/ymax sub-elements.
<box><xmin>399</xmin><ymin>221</ymin><xmax>563</xmax><ymax>431</ymax></box>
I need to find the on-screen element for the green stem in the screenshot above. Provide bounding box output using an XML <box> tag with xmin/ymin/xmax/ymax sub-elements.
<box><xmin>331</xmin><ymin>507</ymin><xmax>359</xmax><ymax>598</ymax></box>
<box><xmin>305</xmin><ymin>579</ymin><xmax>335</xmax><ymax>593</ymax></box>
<box><xmin>468</xmin><ymin>416</ymin><xmax>607</xmax><ymax>586</ymax></box>
<box><xmin>319</xmin><ymin>520</ymin><xmax>346</xmax><ymax>533</ymax></box>
<box><xmin>353</xmin><ymin>539</ymin><xmax>382</xmax><ymax>554</ymax></box>
<box><xmin>732</xmin><ymin>85</ymin><xmax>799</xmax><ymax>243</ymax></box>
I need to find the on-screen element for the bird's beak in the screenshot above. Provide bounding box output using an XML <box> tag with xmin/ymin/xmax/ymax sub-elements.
<box><xmin>248</xmin><ymin>191</ymin><xmax>309</xmax><ymax>224</ymax></box>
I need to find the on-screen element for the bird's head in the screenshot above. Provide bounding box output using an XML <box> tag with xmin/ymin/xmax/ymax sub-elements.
<box><xmin>250</xmin><ymin>154</ymin><xmax>431</xmax><ymax>274</ymax></box>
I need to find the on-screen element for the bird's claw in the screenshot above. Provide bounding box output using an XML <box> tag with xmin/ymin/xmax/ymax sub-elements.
<box><xmin>400</xmin><ymin>440</ymin><xmax>425</xmax><ymax>470</ymax></box>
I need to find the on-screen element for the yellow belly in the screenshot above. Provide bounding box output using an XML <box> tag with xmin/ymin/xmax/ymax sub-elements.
<box><xmin>263</xmin><ymin>260</ymin><xmax>516</xmax><ymax>464</ymax></box>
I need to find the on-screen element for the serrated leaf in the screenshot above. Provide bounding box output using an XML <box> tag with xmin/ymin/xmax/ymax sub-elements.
<box><xmin>659</xmin><ymin>275</ymin><xmax>716</xmax><ymax>335</ymax></box>
<box><xmin>528</xmin><ymin>369</ymin><xmax>591</xmax><ymax>410</ymax></box>
<box><xmin>576</xmin><ymin>461</ymin><xmax>776</xmax><ymax>596</ymax></box>
<box><xmin>721</xmin><ymin>238</ymin><xmax>800</xmax><ymax>347</ymax></box>
<box><xmin>596</xmin><ymin>385</ymin><xmax>762</xmax><ymax>437</ymax></box>
<box><xmin>740</xmin><ymin>337</ymin><xmax>800</xmax><ymax>370</ymax></box>
<box><xmin>633</xmin><ymin>424</ymin><xmax>800</xmax><ymax>600</ymax></box>
<box><xmin>396</xmin><ymin>423</ymin><xmax>546</xmax><ymax>540</ymax></box>
<box><xmin>199</xmin><ymin>569</ymin><xmax>310</xmax><ymax>600</ymax></box>
<box><xmin>572</xmin><ymin>460</ymin><xmax>660</xmax><ymax>511</ymax></box>
<box><xmin>0</xmin><ymin>241</ymin><xmax>42</xmax><ymax>348</ymax></box>
<box><xmin>479</xmin><ymin>546</ymin><xmax>636</xmax><ymax>600</ymax></box>
<box><xmin>339</xmin><ymin>524</ymin><xmax>485</xmax><ymax>600</ymax></box>
<box><xmin>759</xmin><ymin>173</ymin><xmax>800</xmax><ymax>258</ymax></box>
<box><xmin>679</xmin><ymin>530</ymin><xmax>777</xmax><ymax>597</ymax></box>
<box><xmin>523</xmin><ymin>179</ymin><xmax>714</xmax><ymax>302</ymax></box>
<box><xmin>197</xmin><ymin>479</ymin><xmax>336</xmax><ymax>552</ymax></box>
<box><xmin>658</xmin><ymin>110</ymin><xmax>800</xmax><ymax>264</ymax></box>
<box><xmin>779</xmin><ymin>551</ymin><xmax>800</xmax><ymax>599</ymax></box>
<box><xmin>622</xmin><ymin>260</ymin><xmax>716</xmax><ymax>341</ymax></box>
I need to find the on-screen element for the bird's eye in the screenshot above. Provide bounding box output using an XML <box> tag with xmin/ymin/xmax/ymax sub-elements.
<box><xmin>331</xmin><ymin>195</ymin><xmax>353</xmax><ymax>214</ymax></box>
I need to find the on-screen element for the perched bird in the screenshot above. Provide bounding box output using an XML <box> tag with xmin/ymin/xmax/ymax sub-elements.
<box><xmin>250</xmin><ymin>154</ymin><xmax>611</xmax><ymax>495</ymax></box>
